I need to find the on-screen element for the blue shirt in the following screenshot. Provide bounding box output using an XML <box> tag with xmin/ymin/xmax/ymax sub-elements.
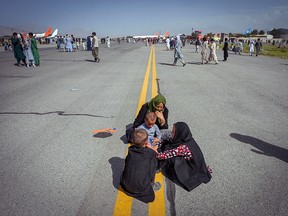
<box><xmin>137</xmin><ymin>123</ymin><xmax>162</xmax><ymax>144</ymax></box>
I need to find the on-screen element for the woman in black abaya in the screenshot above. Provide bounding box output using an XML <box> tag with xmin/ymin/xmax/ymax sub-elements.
<box><xmin>158</xmin><ymin>122</ymin><xmax>212</xmax><ymax>191</ymax></box>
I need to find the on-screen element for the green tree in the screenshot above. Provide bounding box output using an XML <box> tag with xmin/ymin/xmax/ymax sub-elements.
<box><xmin>259</xmin><ymin>30</ymin><xmax>265</xmax><ymax>35</ymax></box>
<box><xmin>252</xmin><ymin>29</ymin><xmax>259</xmax><ymax>35</ymax></box>
<box><xmin>270</xmin><ymin>28</ymin><xmax>281</xmax><ymax>38</ymax></box>
<box><xmin>206</xmin><ymin>32</ymin><xmax>213</xmax><ymax>39</ymax></box>
<box><xmin>229</xmin><ymin>33</ymin><xmax>235</xmax><ymax>37</ymax></box>
<box><xmin>235</xmin><ymin>33</ymin><xmax>244</xmax><ymax>37</ymax></box>
<box><xmin>191</xmin><ymin>32</ymin><xmax>197</xmax><ymax>40</ymax></box>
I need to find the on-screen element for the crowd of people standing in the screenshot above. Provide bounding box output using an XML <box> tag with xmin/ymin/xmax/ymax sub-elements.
<box><xmin>56</xmin><ymin>34</ymin><xmax>80</xmax><ymax>52</ymax></box>
<box><xmin>163</xmin><ymin>35</ymin><xmax>266</xmax><ymax>66</ymax></box>
<box><xmin>9</xmin><ymin>30</ymin><xmax>266</xmax><ymax>72</ymax></box>
<box><xmin>11</xmin><ymin>32</ymin><xmax>40</xmax><ymax>67</ymax></box>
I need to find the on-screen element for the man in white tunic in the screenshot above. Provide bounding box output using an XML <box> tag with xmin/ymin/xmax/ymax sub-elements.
<box><xmin>91</xmin><ymin>32</ymin><xmax>101</xmax><ymax>62</ymax></box>
<box><xmin>106</xmin><ymin>36</ymin><xmax>111</xmax><ymax>48</ymax></box>
<box><xmin>201</xmin><ymin>37</ymin><xmax>209</xmax><ymax>64</ymax></box>
<box><xmin>208</xmin><ymin>38</ymin><xmax>218</xmax><ymax>64</ymax></box>
<box><xmin>166</xmin><ymin>37</ymin><xmax>170</xmax><ymax>50</ymax></box>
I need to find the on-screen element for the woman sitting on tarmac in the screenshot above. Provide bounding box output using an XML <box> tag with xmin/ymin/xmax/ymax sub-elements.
<box><xmin>156</xmin><ymin>122</ymin><xmax>212</xmax><ymax>191</ymax></box>
<box><xmin>126</xmin><ymin>94</ymin><xmax>169</xmax><ymax>142</ymax></box>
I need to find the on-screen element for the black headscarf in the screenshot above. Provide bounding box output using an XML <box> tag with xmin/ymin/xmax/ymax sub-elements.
<box><xmin>172</xmin><ymin>122</ymin><xmax>193</xmax><ymax>143</ymax></box>
<box><xmin>161</xmin><ymin>122</ymin><xmax>212</xmax><ymax>191</ymax></box>
<box><xmin>161</xmin><ymin>122</ymin><xmax>192</xmax><ymax>150</ymax></box>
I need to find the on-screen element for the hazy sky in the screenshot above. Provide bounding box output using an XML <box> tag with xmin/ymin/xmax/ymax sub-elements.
<box><xmin>1</xmin><ymin>0</ymin><xmax>288</xmax><ymax>37</ymax></box>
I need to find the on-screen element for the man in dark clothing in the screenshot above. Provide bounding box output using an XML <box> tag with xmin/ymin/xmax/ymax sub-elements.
<box><xmin>11</xmin><ymin>32</ymin><xmax>28</xmax><ymax>66</ymax></box>
<box><xmin>223</xmin><ymin>38</ymin><xmax>229</xmax><ymax>61</ymax></box>
<box><xmin>255</xmin><ymin>38</ymin><xmax>262</xmax><ymax>56</ymax></box>
<box><xmin>195</xmin><ymin>38</ymin><xmax>201</xmax><ymax>53</ymax></box>
<box><xmin>120</xmin><ymin>129</ymin><xmax>160</xmax><ymax>203</ymax></box>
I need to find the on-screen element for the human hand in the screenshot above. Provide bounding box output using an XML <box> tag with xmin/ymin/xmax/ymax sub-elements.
<box><xmin>146</xmin><ymin>143</ymin><xmax>158</xmax><ymax>152</ymax></box>
<box><xmin>155</xmin><ymin>111</ymin><xmax>165</xmax><ymax>124</ymax></box>
<box><xmin>152</xmin><ymin>138</ymin><xmax>160</xmax><ymax>144</ymax></box>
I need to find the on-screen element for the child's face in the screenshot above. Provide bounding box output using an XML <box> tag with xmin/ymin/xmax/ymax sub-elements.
<box><xmin>145</xmin><ymin>119</ymin><xmax>155</xmax><ymax>128</ymax></box>
<box><xmin>155</xmin><ymin>103</ymin><xmax>164</xmax><ymax>112</ymax></box>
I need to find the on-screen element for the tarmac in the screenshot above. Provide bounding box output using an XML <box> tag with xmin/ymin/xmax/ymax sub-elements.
<box><xmin>0</xmin><ymin>41</ymin><xmax>288</xmax><ymax>216</ymax></box>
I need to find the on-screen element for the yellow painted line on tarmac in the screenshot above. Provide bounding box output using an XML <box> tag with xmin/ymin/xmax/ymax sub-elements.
<box><xmin>113</xmin><ymin>45</ymin><xmax>166</xmax><ymax>216</ymax></box>
<box><xmin>113</xmin><ymin>47</ymin><xmax>153</xmax><ymax>216</ymax></box>
<box><xmin>112</xmin><ymin>187</ymin><xmax>133</xmax><ymax>216</ymax></box>
<box><xmin>148</xmin><ymin>45</ymin><xmax>166</xmax><ymax>216</ymax></box>
<box><xmin>136</xmin><ymin>47</ymin><xmax>153</xmax><ymax>115</ymax></box>
<box><xmin>151</xmin><ymin>45</ymin><xmax>157</xmax><ymax>97</ymax></box>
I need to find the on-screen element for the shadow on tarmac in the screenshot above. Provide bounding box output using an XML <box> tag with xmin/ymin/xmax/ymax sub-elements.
<box><xmin>162</xmin><ymin>167</ymin><xmax>177</xmax><ymax>216</ymax></box>
<box><xmin>119</xmin><ymin>123</ymin><xmax>133</xmax><ymax>144</ymax></box>
<box><xmin>230</xmin><ymin>133</ymin><xmax>288</xmax><ymax>163</ymax></box>
<box><xmin>93</xmin><ymin>132</ymin><xmax>113</xmax><ymax>138</ymax></box>
<box><xmin>159</xmin><ymin>62</ymin><xmax>174</xmax><ymax>66</ymax></box>
<box><xmin>85</xmin><ymin>59</ymin><xmax>96</xmax><ymax>63</ymax></box>
<box><xmin>109</xmin><ymin>157</ymin><xmax>125</xmax><ymax>189</ymax></box>
<box><xmin>41</xmin><ymin>59</ymin><xmax>83</xmax><ymax>62</ymax></box>
<box><xmin>0</xmin><ymin>111</ymin><xmax>113</xmax><ymax>118</ymax></box>
<box><xmin>187</xmin><ymin>61</ymin><xmax>202</xmax><ymax>65</ymax></box>
<box><xmin>0</xmin><ymin>75</ymin><xmax>33</xmax><ymax>78</ymax></box>
<box><xmin>159</xmin><ymin>62</ymin><xmax>202</xmax><ymax>67</ymax></box>
<box><xmin>120</xmin><ymin>134</ymin><xmax>128</xmax><ymax>144</ymax></box>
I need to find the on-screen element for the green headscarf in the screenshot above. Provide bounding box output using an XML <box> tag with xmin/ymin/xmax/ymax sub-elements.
<box><xmin>148</xmin><ymin>94</ymin><xmax>166</xmax><ymax>112</ymax></box>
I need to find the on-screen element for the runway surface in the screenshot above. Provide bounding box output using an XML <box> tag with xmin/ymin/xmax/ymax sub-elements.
<box><xmin>0</xmin><ymin>41</ymin><xmax>288</xmax><ymax>216</ymax></box>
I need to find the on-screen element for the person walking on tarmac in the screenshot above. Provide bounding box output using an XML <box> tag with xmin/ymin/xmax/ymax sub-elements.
<box><xmin>172</xmin><ymin>35</ymin><xmax>186</xmax><ymax>67</ymax></box>
<box><xmin>255</xmin><ymin>38</ymin><xmax>262</xmax><ymax>57</ymax></box>
<box><xmin>208</xmin><ymin>38</ymin><xmax>218</xmax><ymax>64</ymax></box>
<box><xmin>106</xmin><ymin>36</ymin><xmax>111</xmax><ymax>48</ymax></box>
<box><xmin>91</xmin><ymin>32</ymin><xmax>101</xmax><ymax>62</ymax></box>
<box><xmin>223</xmin><ymin>38</ymin><xmax>229</xmax><ymax>61</ymax></box>
<box><xmin>195</xmin><ymin>38</ymin><xmax>201</xmax><ymax>53</ymax></box>
<box><xmin>11</xmin><ymin>32</ymin><xmax>28</xmax><ymax>67</ymax></box>
<box><xmin>201</xmin><ymin>37</ymin><xmax>209</xmax><ymax>64</ymax></box>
